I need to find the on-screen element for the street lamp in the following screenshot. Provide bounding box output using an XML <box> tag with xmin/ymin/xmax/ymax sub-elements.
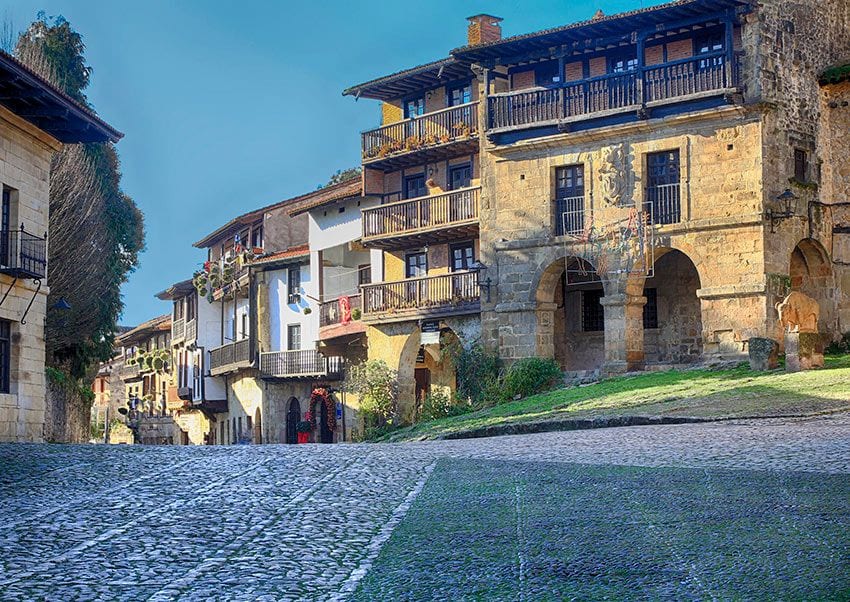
<box><xmin>767</xmin><ymin>188</ymin><xmax>798</xmax><ymax>233</ymax></box>
<box><xmin>470</xmin><ymin>260</ymin><xmax>492</xmax><ymax>303</ymax></box>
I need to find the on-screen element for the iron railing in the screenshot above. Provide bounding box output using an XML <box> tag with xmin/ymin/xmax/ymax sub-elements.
<box><xmin>554</xmin><ymin>196</ymin><xmax>586</xmax><ymax>237</ymax></box>
<box><xmin>488</xmin><ymin>52</ymin><xmax>736</xmax><ymax>131</ymax></box>
<box><xmin>646</xmin><ymin>183</ymin><xmax>681</xmax><ymax>225</ymax></box>
<box><xmin>209</xmin><ymin>338</ymin><xmax>251</xmax><ymax>372</ymax></box>
<box><xmin>259</xmin><ymin>349</ymin><xmax>344</xmax><ymax>379</ymax></box>
<box><xmin>362</xmin><ymin>187</ymin><xmax>480</xmax><ymax>241</ymax></box>
<box><xmin>319</xmin><ymin>294</ymin><xmax>362</xmax><ymax>327</ymax></box>
<box><xmin>362</xmin><ymin>271</ymin><xmax>479</xmax><ymax>315</ymax></box>
<box><xmin>362</xmin><ymin>102</ymin><xmax>478</xmax><ymax>161</ymax></box>
<box><xmin>0</xmin><ymin>227</ymin><xmax>47</xmax><ymax>279</ymax></box>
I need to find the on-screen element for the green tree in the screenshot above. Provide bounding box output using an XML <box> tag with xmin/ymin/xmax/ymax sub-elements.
<box><xmin>320</xmin><ymin>167</ymin><xmax>361</xmax><ymax>189</ymax></box>
<box><xmin>16</xmin><ymin>14</ymin><xmax>145</xmax><ymax>378</ymax></box>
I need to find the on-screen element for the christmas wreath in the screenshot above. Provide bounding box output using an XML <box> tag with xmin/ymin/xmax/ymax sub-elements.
<box><xmin>307</xmin><ymin>387</ymin><xmax>336</xmax><ymax>432</ymax></box>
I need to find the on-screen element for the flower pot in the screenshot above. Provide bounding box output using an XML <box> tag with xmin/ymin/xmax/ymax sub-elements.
<box><xmin>297</xmin><ymin>432</ymin><xmax>309</xmax><ymax>444</ymax></box>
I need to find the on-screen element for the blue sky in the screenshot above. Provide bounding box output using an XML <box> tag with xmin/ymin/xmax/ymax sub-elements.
<box><xmin>7</xmin><ymin>0</ymin><xmax>660</xmax><ymax>326</ymax></box>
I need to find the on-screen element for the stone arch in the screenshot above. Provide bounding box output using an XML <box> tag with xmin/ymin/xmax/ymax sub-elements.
<box><xmin>643</xmin><ymin>247</ymin><xmax>704</xmax><ymax>364</ymax></box>
<box><xmin>395</xmin><ymin>327</ymin><xmax>422</xmax><ymax>424</ymax></box>
<box><xmin>789</xmin><ymin>238</ymin><xmax>836</xmax><ymax>338</ymax></box>
<box><xmin>535</xmin><ymin>255</ymin><xmax>606</xmax><ymax>371</ymax></box>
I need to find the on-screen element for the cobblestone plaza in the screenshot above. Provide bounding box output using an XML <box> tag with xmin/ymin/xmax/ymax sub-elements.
<box><xmin>1</xmin><ymin>415</ymin><xmax>849</xmax><ymax>600</ymax></box>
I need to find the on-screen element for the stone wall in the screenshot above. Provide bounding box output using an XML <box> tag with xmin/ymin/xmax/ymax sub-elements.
<box><xmin>0</xmin><ymin>110</ymin><xmax>55</xmax><ymax>442</ymax></box>
<box><xmin>43</xmin><ymin>378</ymin><xmax>89</xmax><ymax>443</ymax></box>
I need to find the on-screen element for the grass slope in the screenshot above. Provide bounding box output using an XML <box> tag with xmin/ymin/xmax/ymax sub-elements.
<box><xmin>381</xmin><ymin>356</ymin><xmax>850</xmax><ymax>442</ymax></box>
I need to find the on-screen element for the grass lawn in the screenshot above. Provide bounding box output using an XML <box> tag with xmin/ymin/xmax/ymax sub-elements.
<box><xmin>352</xmin><ymin>459</ymin><xmax>850</xmax><ymax>601</ymax></box>
<box><xmin>380</xmin><ymin>355</ymin><xmax>850</xmax><ymax>442</ymax></box>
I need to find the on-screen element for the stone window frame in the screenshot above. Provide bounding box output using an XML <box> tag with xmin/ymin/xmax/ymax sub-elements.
<box><xmin>633</xmin><ymin>136</ymin><xmax>691</xmax><ymax>224</ymax></box>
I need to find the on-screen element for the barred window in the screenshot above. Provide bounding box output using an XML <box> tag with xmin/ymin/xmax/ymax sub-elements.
<box><xmin>643</xmin><ymin>288</ymin><xmax>659</xmax><ymax>329</ymax></box>
<box><xmin>582</xmin><ymin>290</ymin><xmax>605</xmax><ymax>332</ymax></box>
<box><xmin>0</xmin><ymin>320</ymin><xmax>9</xmax><ymax>394</ymax></box>
<box><xmin>287</xmin><ymin>267</ymin><xmax>301</xmax><ymax>304</ymax></box>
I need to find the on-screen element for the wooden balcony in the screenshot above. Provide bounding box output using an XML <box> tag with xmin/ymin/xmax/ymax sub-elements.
<box><xmin>209</xmin><ymin>338</ymin><xmax>252</xmax><ymax>376</ymax></box>
<box><xmin>487</xmin><ymin>53</ymin><xmax>739</xmax><ymax>136</ymax></box>
<box><xmin>185</xmin><ymin>318</ymin><xmax>197</xmax><ymax>343</ymax></box>
<box><xmin>361</xmin><ymin>102</ymin><xmax>479</xmax><ymax>171</ymax></box>
<box><xmin>319</xmin><ymin>294</ymin><xmax>362</xmax><ymax>327</ymax></box>
<box><xmin>259</xmin><ymin>350</ymin><xmax>344</xmax><ymax>380</ymax></box>
<box><xmin>172</xmin><ymin>318</ymin><xmax>185</xmax><ymax>342</ymax></box>
<box><xmin>361</xmin><ymin>271</ymin><xmax>480</xmax><ymax>323</ymax></box>
<box><xmin>120</xmin><ymin>360</ymin><xmax>142</xmax><ymax>381</ymax></box>
<box><xmin>361</xmin><ymin>187</ymin><xmax>480</xmax><ymax>249</ymax></box>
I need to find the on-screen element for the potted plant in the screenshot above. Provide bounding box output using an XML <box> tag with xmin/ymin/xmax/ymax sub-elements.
<box><xmin>296</xmin><ymin>421</ymin><xmax>312</xmax><ymax>444</ymax></box>
<box><xmin>303</xmin><ymin>307</ymin><xmax>312</xmax><ymax>315</ymax></box>
<box><xmin>351</xmin><ymin>308</ymin><xmax>362</xmax><ymax>321</ymax></box>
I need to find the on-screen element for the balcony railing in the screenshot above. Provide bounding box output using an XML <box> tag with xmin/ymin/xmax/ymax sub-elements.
<box><xmin>554</xmin><ymin>196</ymin><xmax>586</xmax><ymax>237</ymax></box>
<box><xmin>362</xmin><ymin>271</ymin><xmax>479</xmax><ymax>316</ymax></box>
<box><xmin>646</xmin><ymin>183</ymin><xmax>681</xmax><ymax>225</ymax></box>
<box><xmin>0</xmin><ymin>227</ymin><xmax>46</xmax><ymax>279</ymax></box>
<box><xmin>209</xmin><ymin>338</ymin><xmax>252</xmax><ymax>373</ymax></box>
<box><xmin>185</xmin><ymin>318</ymin><xmax>197</xmax><ymax>343</ymax></box>
<box><xmin>362</xmin><ymin>187</ymin><xmax>480</xmax><ymax>244</ymax></box>
<box><xmin>320</xmin><ymin>294</ymin><xmax>362</xmax><ymax>327</ymax></box>
<box><xmin>488</xmin><ymin>52</ymin><xmax>736</xmax><ymax>132</ymax></box>
<box><xmin>172</xmin><ymin>318</ymin><xmax>185</xmax><ymax>341</ymax></box>
<box><xmin>361</xmin><ymin>102</ymin><xmax>479</xmax><ymax>162</ymax></box>
<box><xmin>259</xmin><ymin>350</ymin><xmax>344</xmax><ymax>379</ymax></box>
<box><xmin>120</xmin><ymin>360</ymin><xmax>141</xmax><ymax>379</ymax></box>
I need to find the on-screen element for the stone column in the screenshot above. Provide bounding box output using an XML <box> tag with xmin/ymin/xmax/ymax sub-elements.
<box><xmin>601</xmin><ymin>293</ymin><xmax>646</xmax><ymax>375</ymax></box>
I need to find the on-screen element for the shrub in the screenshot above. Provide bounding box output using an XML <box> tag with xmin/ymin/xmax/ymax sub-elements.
<box><xmin>501</xmin><ymin>357</ymin><xmax>563</xmax><ymax>400</ymax></box>
<box><xmin>345</xmin><ymin>360</ymin><xmax>399</xmax><ymax>433</ymax></box>
<box><xmin>826</xmin><ymin>332</ymin><xmax>850</xmax><ymax>355</ymax></box>
<box><xmin>443</xmin><ymin>342</ymin><xmax>501</xmax><ymax>406</ymax></box>
<box><xmin>419</xmin><ymin>389</ymin><xmax>473</xmax><ymax>421</ymax></box>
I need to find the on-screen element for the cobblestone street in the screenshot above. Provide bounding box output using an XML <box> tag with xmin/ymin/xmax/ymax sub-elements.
<box><xmin>1</xmin><ymin>414</ymin><xmax>849</xmax><ymax>600</ymax></box>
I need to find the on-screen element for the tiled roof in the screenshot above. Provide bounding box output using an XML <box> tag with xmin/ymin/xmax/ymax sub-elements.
<box><xmin>194</xmin><ymin>179</ymin><xmax>362</xmax><ymax>248</ymax></box>
<box><xmin>287</xmin><ymin>178</ymin><xmax>362</xmax><ymax>216</ymax></box>
<box><xmin>116</xmin><ymin>314</ymin><xmax>171</xmax><ymax>345</ymax></box>
<box><xmin>249</xmin><ymin>244</ymin><xmax>310</xmax><ymax>266</ymax></box>
<box><xmin>154</xmin><ymin>278</ymin><xmax>194</xmax><ymax>301</ymax></box>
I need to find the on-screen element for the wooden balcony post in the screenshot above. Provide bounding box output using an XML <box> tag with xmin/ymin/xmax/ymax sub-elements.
<box><xmin>635</xmin><ymin>30</ymin><xmax>646</xmax><ymax>112</ymax></box>
<box><xmin>724</xmin><ymin>15</ymin><xmax>735</xmax><ymax>87</ymax></box>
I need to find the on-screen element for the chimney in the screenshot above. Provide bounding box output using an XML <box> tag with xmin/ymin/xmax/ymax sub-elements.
<box><xmin>467</xmin><ymin>14</ymin><xmax>503</xmax><ymax>46</ymax></box>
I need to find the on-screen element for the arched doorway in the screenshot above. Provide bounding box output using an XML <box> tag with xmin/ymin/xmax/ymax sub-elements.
<box><xmin>253</xmin><ymin>408</ymin><xmax>262</xmax><ymax>444</ymax></box>
<box><xmin>317</xmin><ymin>399</ymin><xmax>334</xmax><ymax>444</ymax></box>
<box><xmin>285</xmin><ymin>397</ymin><xmax>300</xmax><ymax>444</ymax></box>
<box><xmin>537</xmin><ymin>256</ymin><xmax>605</xmax><ymax>371</ymax></box>
<box><xmin>643</xmin><ymin>249</ymin><xmax>703</xmax><ymax>364</ymax></box>
<box><xmin>790</xmin><ymin>239</ymin><xmax>835</xmax><ymax>338</ymax></box>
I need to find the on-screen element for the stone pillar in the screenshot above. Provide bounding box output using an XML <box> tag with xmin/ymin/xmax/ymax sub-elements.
<box><xmin>601</xmin><ymin>293</ymin><xmax>646</xmax><ymax>374</ymax></box>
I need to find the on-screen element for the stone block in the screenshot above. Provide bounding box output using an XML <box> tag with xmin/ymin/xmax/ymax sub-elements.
<box><xmin>748</xmin><ymin>337</ymin><xmax>779</xmax><ymax>370</ymax></box>
<box><xmin>784</xmin><ymin>331</ymin><xmax>824</xmax><ymax>372</ymax></box>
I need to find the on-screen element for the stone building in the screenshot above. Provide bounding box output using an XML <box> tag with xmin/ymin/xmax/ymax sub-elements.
<box><xmin>167</xmin><ymin>180</ymin><xmax>359</xmax><ymax>444</ymax></box>
<box><xmin>345</xmin><ymin>0</ymin><xmax>850</xmax><ymax>419</ymax></box>
<box><xmin>114</xmin><ymin>315</ymin><xmax>176</xmax><ymax>444</ymax></box>
<box><xmin>0</xmin><ymin>51</ymin><xmax>121</xmax><ymax>442</ymax></box>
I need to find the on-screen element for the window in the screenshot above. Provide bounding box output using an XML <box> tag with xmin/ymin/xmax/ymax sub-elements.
<box><xmin>696</xmin><ymin>35</ymin><xmax>724</xmax><ymax>69</ymax></box>
<box><xmin>186</xmin><ymin>293</ymin><xmax>196</xmax><ymax>322</ymax></box>
<box><xmin>1</xmin><ymin>187</ymin><xmax>11</xmax><ymax>266</ymax></box>
<box><xmin>581</xmin><ymin>290</ymin><xmax>605</xmax><ymax>332</ymax></box>
<box><xmin>447</xmin><ymin>82</ymin><xmax>472</xmax><ymax>106</ymax></box>
<box><xmin>250</xmin><ymin>225</ymin><xmax>263</xmax><ymax>250</ymax></box>
<box><xmin>611</xmin><ymin>55</ymin><xmax>638</xmax><ymax>73</ymax></box>
<box><xmin>450</xmin><ymin>242</ymin><xmax>475</xmax><ymax>272</ymax></box>
<box><xmin>358</xmin><ymin>264</ymin><xmax>371</xmax><ymax>287</ymax></box>
<box><xmin>643</xmin><ymin>288</ymin><xmax>658</xmax><ymax>329</ymax></box>
<box><xmin>646</xmin><ymin>150</ymin><xmax>681</xmax><ymax>224</ymax></box>
<box><xmin>404</xmin><ymin>174</ymin><xmax>426</xmax><ymax>200</ymax></box>
<box><xmin>287</xmin><ymin>324</ymin><xmax>301</xmax><ymax>351</ymax></box>
<box><xmin>794</xmin><ymin>149</ymin><xmax>808</xmax><ymax>183</ymax></box>
<box><xmin>535</xmin><ymin>61</ymin><xmax>560</xmax><ymax>86</ymax></box>
<box><xmin>404</xmin><ymin>96</ymin><xmax>425</xmax><ymax>118</ymax></box>
<box><xmin>174</xmin><ymin>299</ymin><xmax>184</xmax><ymax>321</ymax></box>
<box><xmin>287</xmin><ymin>267</ymin><xmax>301</xmax><ymax>304</ymax></box>
<box><xmin>405</xmin><ymin>252</ymin><xmax>427</xmax><ymax>278</ymax></box>
<box><xmin>555</xmin><ymin>165</ymin><xmax>585</xmax><ymax>236</ymax></box>
<box><xmin>240</xmin><ymin>313</ymin><xmax>248</xmax><ymax>340</ymax></box>
<box><xmin>449</xmin><ymin>164</ymin><xmax>472</xmax><ymax>190</ymax></box>
<box><xmin>0</xmin><ymin>320</ymin><xmax>9</xmax><ymax>393</ymax></box>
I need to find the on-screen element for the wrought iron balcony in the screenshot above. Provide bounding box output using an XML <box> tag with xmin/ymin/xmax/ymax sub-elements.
<box><xmin>259</xmin><ymin>349</ymin><xmax>344</xmax><ymax>379</ymax></box>
<box><xmin>209</xmin><ymin>338</ymin><xmax>252</xmax><ymax>375</ymax></box>
<box><xmin>361</xmin><ymin>187</ymin><xmax>480</xmax><ymax>248</ymax></box>
<box><xmin>361</xmin><ymin>102</ymin><xmax>479</xmax><ymax>171</ymax></box>
<box><xmin>488</xmin><ymin>53</ymin><xmax>738</xmax><ymax>134</ymax></box>
<box><xmin>319</xmin><ymin>294</ymin><xmax>362</xmax><ymax>327</ymax></box>
<box><xmin>646</xmin><ymin>183</ymin><xmax>681</xmax><ymax>225</ymax></box>
<box><xmin>361</xmin><ymin>271</ymin><xmax>480</xmax><ymax>322</ymax></box>
<box><xmin>0</xmin><ymin>227</ymin><xmax>46</xmax><ymax>279</ymax></box>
